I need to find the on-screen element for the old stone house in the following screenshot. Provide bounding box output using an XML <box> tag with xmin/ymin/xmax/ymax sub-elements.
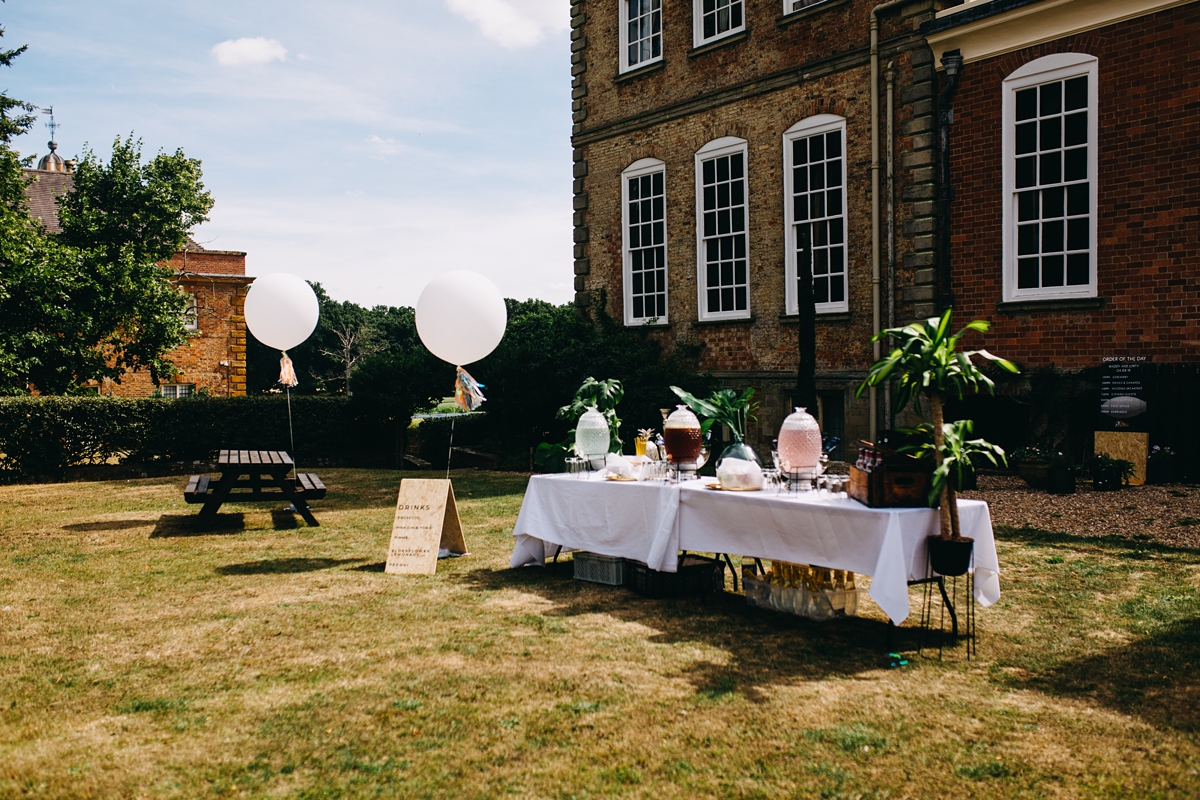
<box><xmin>569</xmin><ymin>0</ymin><xmax>950</xmax><ymax>458</ymax></box>
<box><xmin>22</xmin><ymin>143</ymin><xmax>252</xmax><ymax>398</ymax></box>
<box><xmin>921</xmin><ymin>0</ymin><xmax>1200</xmax><ymax>475</ymax></box>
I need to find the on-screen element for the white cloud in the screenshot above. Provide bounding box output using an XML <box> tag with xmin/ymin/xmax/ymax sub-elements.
<box><xmin>444</xmin><ymin>0</ymin><xmax>569</xmax><ymax>48</ymax></box>
<box><xmin>211</xmin><ymin>37</ymin><xmax>288</xmax><ymax>66</ymax></box>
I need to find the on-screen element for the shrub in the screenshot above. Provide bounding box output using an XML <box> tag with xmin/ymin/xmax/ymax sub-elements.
<box><xmin>1089</xmin><ymin>453</ymin><xmax>1135</xmax><ymax>491</ymax></box>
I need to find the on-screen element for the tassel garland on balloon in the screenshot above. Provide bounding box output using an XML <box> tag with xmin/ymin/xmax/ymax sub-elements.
<box><xmin>279</xmin><ymin>352</ymin><xmax>299</xmax><ymax>388</ymax></box>
<box><xmin>454</xmin><ymin>367</ymin><xmax>486</xmax><ymax>412</ymax></box>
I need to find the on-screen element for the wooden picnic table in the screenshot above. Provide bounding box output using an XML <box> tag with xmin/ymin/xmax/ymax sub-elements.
<box><xmin>183</xmin><ymin>449</ymin><xmax>326</xmax><ymax>526</ymax></box>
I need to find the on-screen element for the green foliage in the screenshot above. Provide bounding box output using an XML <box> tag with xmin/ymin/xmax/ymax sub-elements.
<box><xmin>534</xmin><ymin>377</ymin><xmax>625</xmax><ymax>469</ymax></box>
<box><xmin>900</xmin><ymin>420</ymin><xmax>1008</xmax><ymax>505</ymax></box>
<box><xmin>0</xmin><ymin>23</ymin><xmax>34</xmax><ymax>145</ymax></box>
<box><xmin>1089</xmin><ymin>453</ymin><xmax>1135</xmax><ymax>491</ymax></box>
<box><xmin>670</xmin><ymin>385</ymin><xmax>756</xmax><ymax>440</ymax></box>
<box><xmin>0</xmin><ymin>395</ymin><xmax>424</xmax><ymax>478</ymax></box>
<box><xmin>856</xmin><ymin>308</ymin><xmax>1019</xmax><ymax>412</ymax></box>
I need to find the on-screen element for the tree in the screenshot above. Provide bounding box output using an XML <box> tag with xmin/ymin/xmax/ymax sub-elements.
<box><xmin>856</xmin><ymin>310</ymin><xmax>1018</xmax><ymax>541</ymax></box>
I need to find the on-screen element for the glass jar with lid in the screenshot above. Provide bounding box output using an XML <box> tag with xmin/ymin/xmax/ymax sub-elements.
<box><xmin>663</xmin><ymin>404</ymin><xmax>703</xmax><ymax>477</ymax></box>
<box><xmin>778</xmin><ymin>407</ymin><xmax>822</xmax><ymax>474</ymax></box>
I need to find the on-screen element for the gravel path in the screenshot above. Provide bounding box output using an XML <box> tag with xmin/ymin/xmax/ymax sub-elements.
<box><xmin>963</xmin><ymin>473</ymin><xmax>1200</xmax><ymax>549</ymax></box>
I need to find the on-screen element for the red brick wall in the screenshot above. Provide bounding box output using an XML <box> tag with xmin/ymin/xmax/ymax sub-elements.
<box><xmin>106</xmin><ymin>250</ymin><xmax>251</xmax><ymax>397</ymax></box>
<box><xmin>948</xmin><ymin>3</ymin><xmax>1200</xmax><ymax>367</ymax></box>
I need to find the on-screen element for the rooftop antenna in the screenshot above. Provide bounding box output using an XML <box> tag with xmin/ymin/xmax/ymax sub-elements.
<box><xmin>42</xmin><ymin>107</ymin><xmax>59</xmax><ymax>143</ymax></box>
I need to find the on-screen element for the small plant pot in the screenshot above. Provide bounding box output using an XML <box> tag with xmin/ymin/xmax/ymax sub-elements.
<box><xmin>1048</xmin><ymin>464</ymin><xmax>1076</xmax><ymax>495</ymax></box>
<box><xmin>1147</xmin><ymin>459</ymin><xmax>1176</xmax><ymax>485</ymax></box>
<box><xmin>928</xmin><ymin>536</ymin><xmax>974</xmax><ymax>577</ymax></box>
<box><xmin>1017</xmin><ymin>459</ymin><xmax>1051</xmax><ymax>490</ymax></box>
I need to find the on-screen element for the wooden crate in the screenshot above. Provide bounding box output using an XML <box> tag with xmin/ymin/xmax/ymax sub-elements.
<box><xmin>847</xmin><ymin>465</ymin><xmax>932</xmax><ymax>508</ymax></box>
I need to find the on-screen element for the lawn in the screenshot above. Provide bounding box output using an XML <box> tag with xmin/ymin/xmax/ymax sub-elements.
<box><xmin>1</xmin><ymin>469</ymin><xmax>1198</xmax><ymax>798</ymax></box>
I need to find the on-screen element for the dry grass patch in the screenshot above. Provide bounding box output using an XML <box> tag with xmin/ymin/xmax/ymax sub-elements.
<box><xmin>1</xmin><ymin>469</ymin><xmax>1199</xmax><ymax>798</ymax></box>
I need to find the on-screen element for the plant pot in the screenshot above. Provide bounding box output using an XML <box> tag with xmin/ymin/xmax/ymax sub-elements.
<box><xmin>928</xmin><ymin>536</ymin><xmax>974</xmax><ymax>577</ymax></box>
<box><xmin>1147</xmin><ymin>459</ymin><xmax>1176</xmax><ymax>486</ymax></box>
<box><xmin>1017</xmin><ymin>459</ymin><xmax>1051</xmax><ymax>490</ymax></box>
<box><xmin>1048</xmin><ymin>464</ymin><xmax>1076</xmax><ymax>495</ymax></box>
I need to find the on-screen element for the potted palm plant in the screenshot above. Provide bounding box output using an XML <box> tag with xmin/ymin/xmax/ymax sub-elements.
<box><xmin>857</xmin><ymin>310</ymin><xmax>1019</xmax><ymax>576</ymax></box>
<box><xmin>670</xmin><ymin>386</ymin><xmax>760</xmax><ymax>466</ymax></box>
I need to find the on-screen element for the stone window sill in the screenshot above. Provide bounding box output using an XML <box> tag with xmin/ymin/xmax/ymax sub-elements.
<box><xmin>692</xmin><ymin>314</ymin><xmax>756</xmax><ymax>327</ymax></box>
<box><xmin>625</xmin><ymin>319</ymin><xmax>671</xmax><ymax>329</ymax></box>
<box><xmin>615</xmin><ymin>60</ymin><xmax>665</xmax><ymax>84</ymax></box>
<box><xmin>688</xmin><ymin>29</ymin><xmax>750</xmax><ymax>59</ymax></box>
<box><xmin>776</xmin><ymin>0</ymin><xmax>849</xmax><ymax>30</ymax></box>
<box><xmin>996</xmin><ymin>296</ymin><xmax>1107</xmax><ymax>314</ymax></box>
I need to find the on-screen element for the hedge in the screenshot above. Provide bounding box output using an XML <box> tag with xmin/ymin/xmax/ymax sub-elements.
<box><xmin>0</xmin><ymin>395</ymin><xmax>413</xmax><ymax>479</ymax></box>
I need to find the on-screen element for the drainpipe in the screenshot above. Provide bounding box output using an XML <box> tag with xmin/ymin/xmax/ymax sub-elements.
<box><xmin>938</xmin><ymin>49</ymin><xmax>964</xmax><ymax>309</ymax></box>
<box><xmin>870</xmin><ymin>0</ymin><xmax>908</xmax><ymax>444</ymax></box>
<box><xmin>885</xmin><ymin>60</ymin><xmax>896</xmax><ymax>431</ymax></box>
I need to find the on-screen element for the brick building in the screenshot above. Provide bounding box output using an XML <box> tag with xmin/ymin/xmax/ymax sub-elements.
<box><xmin>921</xmin><ymin>0</ymin><xmax>1200</xmax><ymax>471</ymax></box>
<box><xmin>22</xmin><ymin>146</ymin><xmax>252</xmax><ymax>398</ymax></box>
<box><xmin>569</xmin><ymin>0</ymin><xmax>949</xmax><ymax>458</ymax></box>
<box><xmin>924</xmin><ymin>0</ymin><xmax>1199</xmax><ymax>365</ymax></box>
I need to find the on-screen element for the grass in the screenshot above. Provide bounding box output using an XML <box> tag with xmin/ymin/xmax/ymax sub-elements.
<box><xmin>1</xmin><ymin>469</ymin><xmax>1199</xmax><ymax>798</ymax></box>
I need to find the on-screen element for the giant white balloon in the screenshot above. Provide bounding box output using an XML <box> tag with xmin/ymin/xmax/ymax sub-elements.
<box><xmin>243</xmin><ymin>273</ymin><xmax>320</xmax><ymax>351</ymax></box>
<box><xmin>416</xmin><ymin>271</ymin><xmax>507</xmax><ymax>366</ymax></box>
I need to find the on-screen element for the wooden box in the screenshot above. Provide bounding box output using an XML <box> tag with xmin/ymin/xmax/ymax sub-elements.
<box><xmin>847</xmin><ymin>465</ymin><xmax>932</xmax><ymax>508</ymax></box>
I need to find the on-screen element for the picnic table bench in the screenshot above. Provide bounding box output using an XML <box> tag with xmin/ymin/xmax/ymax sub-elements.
<box><xmin>184</xmin><ymin>449</ymin><xmax>325</xmax><ymax>526</ymax></box>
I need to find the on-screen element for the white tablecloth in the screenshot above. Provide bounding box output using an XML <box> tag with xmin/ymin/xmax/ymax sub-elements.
<box><xmin>509</xmin><ymin>473</ymin><xmax>1000</xmax><ymax>624</ymax></box>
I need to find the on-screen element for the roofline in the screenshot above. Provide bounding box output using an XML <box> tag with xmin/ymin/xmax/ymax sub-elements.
<box><xmin>922</xmin><ymin>0</ymin><xmax>1048</xmax><ymax>35</ymax></box>
<box><xmin>179</xmin><ymin>249</ymin><xmax>248</xmax><ymax>257</ymax></box>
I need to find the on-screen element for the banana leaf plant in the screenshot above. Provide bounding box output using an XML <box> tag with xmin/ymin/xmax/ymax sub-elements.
<box><xmin>856</xmin><ymin>309</ymin><xmax>1018</xmax><ymax>540</ymax></box>
<box><xmin>533</xmin><ymin>377</ymin><xmax>625</xmax><ymax>471</ymax></box>
<box><xmin>899</xmin><ymin>420</ymin><xmax>1008</xmax><ymax>508</ymax></box>
<box><xmin>670</xmin><ymin>386</ymin><xmax>757</xmax><ymax>441</ymax></box>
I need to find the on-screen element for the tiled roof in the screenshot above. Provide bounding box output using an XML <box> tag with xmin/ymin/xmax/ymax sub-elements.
<box><xmin>21</xmin><ymin>168</ymin><xmax>73</xmax><ymax>234</ymax></box>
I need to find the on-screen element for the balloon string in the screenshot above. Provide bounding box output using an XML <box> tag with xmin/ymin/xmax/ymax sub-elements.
<box><xmin>446</xmin><ymin>415</ymin><xmax>455</xmax><ymax>481</ymax></box>
<box><xmin>286</xmin><ymin>384</ymin><xmax>297</xmax><ymax>483</ymax></box>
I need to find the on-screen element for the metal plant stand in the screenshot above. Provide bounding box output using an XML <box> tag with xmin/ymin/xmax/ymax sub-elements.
<box><xmin>916</xmin><ymin>547</ymin><xmax>976</xmax><ymax>660</ymax></box>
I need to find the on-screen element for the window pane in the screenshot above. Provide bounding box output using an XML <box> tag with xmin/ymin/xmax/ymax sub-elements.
<box><xmin>793</xmin><ymin>138</ymin><xmax>807</xmax><ymax>164</ymax></box>
<box><xmin>703</xmin><ymin>159</ymin><xmax>715</xmax><ymax>185</ymax></box>
<box><xmin>1066</xmin><ymin>253</ymin><xmax>1090</xmax><ymax>285</ymax></box>
<box><xmin>810</xmin><ymin>135</ymin><xmax>824</xmax><ymax>161</ymax></box>
<box><xmin>1042</xmin><ymin>255</ymin><xmax>1064</xmax><ymax>287</ymax></box>
<box><xmin>1016</xmin><ymin>157</ymin><xmax>1037</xmax><ymax>188</ymax></box>
<box><xmin>1018</xmin><ymin>191</ymin><xmax>1039</xmax><ymax>222</ymax></box>
<box><xmin>827</xmin><ymin>188</ymin><xmax>842</xmax><ymax>216</ymax></box>
<box><xmin>1064</xmin><ymin>147</ymin><xmax>1087</xmax><ymax>181</ymax></box>
<box><xmin>1016</xmin><ymin>88</ymin><xmax>1037</xmax><ymax>121</ymax></box>
<box><xmin>830</xmin><ymin>274</ymin><xmax>845</xmax><ymax>303</ymax></box>
<box><xmin>826</xmin><ymin>159</ymin><xmax>841</xmax><ymax>187</ymax></box>
<box><xmin>1041</xmin><ymin>187</ymin><xmax>1064</xmax><ymax>218</ymax></box>
<box><xmin>1039</xmin><ymin>151</ymin><xmax>1061</xmax><ymax>185</ymax></box>
<box><xmin>1016</xmin><ymin>122</ymin><xmax>1037</xmax><ymax>155</ymax></box>
<box><xmin>730</xmin><ymin>153</ymin><xmax>744</xmax><ymax>179</ymax></box>
<box><xmin>1040</xmin><ymin>82</ymin><xmax>1061</xmax><ymax>116</ymax></box>
<box><xmin>1064</xmin><ymin>112</ymin><xmax>1087</xmax><ymax>146</ymax></box>
<box><xmin>1042</xmin><ymin>220</ymin><xmax>1064</xmax><ymax>253</ymax></box>
<box><xmin>1067</xmin><ymin>183</ymin><xmax>1089</xmax><ymax>216</ymax></box>
<box><xmin>814</xmin><ymin>277</ymin><xmax>829</xmax><ymax>304</ymax></box>
<box><xmin>1039</xmin><ymin>117</ymin><xmax>1061</xmax><ymax>151</ymax></box>
<box><xmin>826</xmin><ymin>131</ymin><xmax>841</xmax><ymax>158</ymax></box>
<box><xmin>1018</xmin><ymin>258</ymin><xmax>1040</xmax><ymax>288</ymax></box>
<box><xmin>1064</xmin><ymin>76</ymin><xmax>1087</xmax><ymax>111</ymax></box>
<box><xmin>1018</xmin><ymin>224</ymin><xmax>1039</xmax><ymax>255</ymax></box>
<box><xmin>1067</xmin><ymin>217</ymin><xmax>1089</xmax><ymax>251</ymax></box>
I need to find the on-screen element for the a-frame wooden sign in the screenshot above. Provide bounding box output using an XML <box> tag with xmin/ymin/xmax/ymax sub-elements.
<box><xmin>385</xmin><ymin>479</ymin><xmax>468</xmax><ymax>575</ymax></box>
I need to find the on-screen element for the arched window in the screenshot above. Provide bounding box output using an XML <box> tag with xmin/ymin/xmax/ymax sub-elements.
<box><xmin>695</xmin><ymin>137</ymin><xmax>750</xmax><ymax>320</ymax></box>
<box><xmin>622</xmin><ymin>157</ymin><xmax>669</xmax><ymax>324</ymax></box>
<box><xmin>1002</xmin><ymin>53</ymin><xmax>1098</xmax><ymax>301</ymax></box>
<box><xmin>783</xmin><ymin>114</ymin><xmax>848</xmax><ymax>314</ymax></box>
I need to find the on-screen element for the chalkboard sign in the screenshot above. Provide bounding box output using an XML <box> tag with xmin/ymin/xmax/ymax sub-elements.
<box><xmin>1098</xmin><ymin>358</ymin><xmax>1148</xmax><ymax>433</ymax></box>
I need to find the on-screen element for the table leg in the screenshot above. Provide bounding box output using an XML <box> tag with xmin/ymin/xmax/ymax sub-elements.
<box><xmin>199</xmin><ymin>471</ymin><xmax>238</xmax><ymax>518</ymax></box>
<box><xmin>274</xmin><ymin>470</ymin><xmax>319</xmax><ymax>526</ymax></box>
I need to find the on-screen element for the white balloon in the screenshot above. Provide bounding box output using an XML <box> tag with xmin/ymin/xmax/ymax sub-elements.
<box><xmin>243</xmin><ymin>273</ymin><xmax>320</xmax><ymax>351</ymax></box>
<box><xmin>416</xmin><ymin>271</ymin><xmax>507</xmax><ymax>366</ymax></box>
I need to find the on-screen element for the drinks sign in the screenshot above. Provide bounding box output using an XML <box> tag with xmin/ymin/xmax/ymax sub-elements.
<box><xmin>1098</xmin><ymin>357</ymin><xmax>1148</xmax><ymax>433</ymax></box>
<box><xmin>385</xmin><ymin>479</ymin><xmax>467</xmax><ymax>575</ymax></box>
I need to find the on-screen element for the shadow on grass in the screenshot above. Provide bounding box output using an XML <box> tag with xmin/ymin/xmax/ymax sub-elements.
<box><xmin>150</xmin><ymin>513</ymin><xmax>245</xmax><ymax>538</ymax></box>
<box><xmin>62</xmin><ymin>519</ymin><xmax>155</xmax><ymax>532</ymax></box>
<box><xmin>271</xmin><ymin>508</ymin><xmax>301</xmax><ymax>530</ymax></box>
<box><xmin>997</xmin><ymin>524</ymin><xmax>1200</xmax><ymax>556</ymax></box>
<box><xmin>1017</xmin><ymin>616</ymin><xmax>1200</xmax><ymax>732</ymax></box>
<box><xmin>284</xmin><ymin>470</ymin><xmax>530</xmax><ymax>512</ymax></box>
<box><xmin>453</xmin><ymin>562</ymin><xmax>919</xmax><ymax>700</ymax></box>
<box><xmin>351</xmin><ymin>562</ymin><xmax>387</xmax><ymax>573</ymax></box>
<box><xmin>215</xmin><ymin>557</ymin><xmax>367</xmax><ymax>576</ymax></box>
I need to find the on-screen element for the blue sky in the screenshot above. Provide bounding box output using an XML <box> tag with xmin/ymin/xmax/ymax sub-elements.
<box><xmin>2</xmin><ymin>0</ymin><xmax>574</xmax><ymax>308</ymax></box>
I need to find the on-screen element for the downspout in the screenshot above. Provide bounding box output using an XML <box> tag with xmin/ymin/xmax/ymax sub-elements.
<box><xmin>938</xmin><ymin>49</ymin><xmax>964</xmax><ymax>309</ymax></box>
<box><xmin>870</xmin><ymin>0</ymin><xmax>907</xmax><ymax>444</ymax></box>
<box><xmin>885</xmin><ymin>60</ymin><xmax>896</xmax><ymax>431</ymax></box>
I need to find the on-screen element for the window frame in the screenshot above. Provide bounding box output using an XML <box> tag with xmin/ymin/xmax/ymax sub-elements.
<box><xmin>183</xmin><ymin>294</ymin><xmax>199</xmax><ymax>331</ymax></box>
<box><xmin>1002</xmin><ymin>53</ymin><xmax>1099</xmax><ymax>302</ymax></box>
<box><xmin>694</xmin><ymin>136</ymin><xmax>751</xmax><ymax>322</ymax></box>
<box><xmin>622</xmin><ymin>157</ymin><xmax>670</xmax><ymax>326</ymax></box>
<box><xmin>782</xmin><ymin>0</ymin><xmax>832</xmax><ymax>15</ymax></box>
<box><xmin>783</xmin><ymin>114</ymin><xmax>850</xmax><ymax>315</ymax></box>
<box><xmin>619</xmin><ymin>0</ymin><xmax>663</xmax><ymax>74</ymax></box>
<box><xmin>692</xmin><ymin>0</ymin><xmax>745</xmax><ymax>48</ymax></box>
<box><xmin>160</xmin><ymin>383</ymin><xmax>195</xmax><ymax>399</ymax></box>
